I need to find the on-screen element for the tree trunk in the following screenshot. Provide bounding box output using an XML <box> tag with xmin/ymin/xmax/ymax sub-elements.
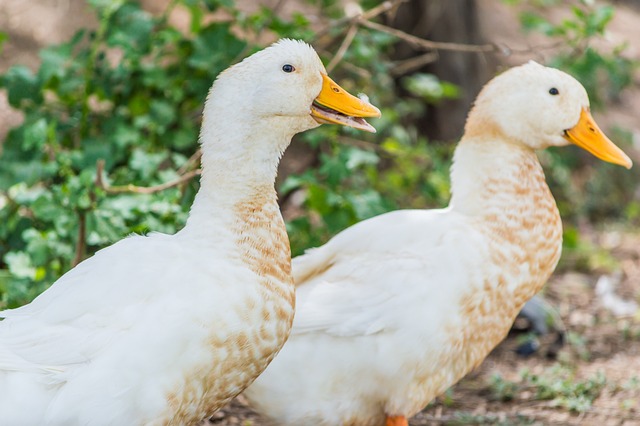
<box><xmin>391</xmin><ymin>0</ymin><xmax>494</xmax><ymax>142</ymax></box>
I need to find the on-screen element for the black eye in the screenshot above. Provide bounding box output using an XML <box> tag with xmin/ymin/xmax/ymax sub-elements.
<box><xmin>282</xmin><ymin>64</ymin><xmax>295</xmax><ymax>73</ymax></box>
<box><xmin>549</xmin><ymin>87</ymin><xmax>559</xmax><ymax>95</ymax></box>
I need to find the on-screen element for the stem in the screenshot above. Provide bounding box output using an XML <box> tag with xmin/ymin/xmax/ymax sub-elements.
<box><xmin>326</xmin><ymin>24</ymin><xmax>358</xmax><ymax>73</ymax></box>
<box><xmin>72</xmin><ymin>210</ymin><xmax>86</xmax><ymax>267</ymax></box>
<box><xmin>359</xmin><ymin>19</ymin><xmax>496</xmax><ymax>53</ymax></box>
<box><xmin>95</xmin><ymin>159</ymin><xmax>201</xmax><ymax>195</ymax></box>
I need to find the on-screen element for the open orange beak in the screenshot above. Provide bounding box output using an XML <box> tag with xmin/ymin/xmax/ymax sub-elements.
<box><xmin>310</xmin><ymin>74</ymin><xmax>381</xmax><ymax>133</ymax></box>
<box><xmin>563</xmin><ymin>108</ymin><xmax>632</xmax><ymax>169</ymax></box>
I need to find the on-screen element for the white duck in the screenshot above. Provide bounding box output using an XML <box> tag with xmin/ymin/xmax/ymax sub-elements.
<box><xmin>243</xmin><ymin>61</ymin><xmax>632</xmax><ymax>426</ymax></box>
<box><xmin>0</xmin><ymin>39</ymin><xmax>380</xmax><ymax>425</ymax></box>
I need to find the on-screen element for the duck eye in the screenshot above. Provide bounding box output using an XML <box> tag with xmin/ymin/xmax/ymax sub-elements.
<box><xmin>549</xmin><ymin>87</ymin><xmax>559</xmax><ymax>95</ymax></box>
<box><xmin>282</xmin><ymin>64</ymin><xmax>295</xmax><ymax>73</ymax></box>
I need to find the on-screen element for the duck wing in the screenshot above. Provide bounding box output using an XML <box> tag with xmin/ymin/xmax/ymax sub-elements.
<box><xmin>290</xmin><ymin>209</ymin><xmax>481</xmax><ymax>338</ymax></box>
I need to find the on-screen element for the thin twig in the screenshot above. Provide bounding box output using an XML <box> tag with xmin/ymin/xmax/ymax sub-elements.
<box><xmin>95</xmin><ymin>159</ymin><xmax>201</xmax><ymax>195</ymax></box>
<box><xmin>326</xmin><ymin>24</ymin><xmax>358</xmax><ymax>73</ymax></box>
<box><xmin>272</xmin><ymin>0</ymin><xmax>288</xmax><ymax>16</ymax></box>
<box><xmin>177</xmin><ymin>148</ymin><xmax>202</xmax><ymax>175</ymax></box>
<box><xmin>390</xmin><ymin>51</ymin><xmax>439</xmax><ymax>76</ymax></box>
<box><xmin>362</xmin><ymin>0</ymin><xmax>406</xmax><ymax>20</ymax></box>
<box><xmin>340</xmin><ymin>61</ymin><xmax>372</xmax><ymax>79</ymax></box>
<box><xmin>359</xmin><ymin>19</ymin><xmax>496</xmax><ymax>53</ymax></box>
<box><xmin>72</xmin><ymin>211</ymin><xmax>86</xmax><ymax>267</ymax></box>
<box><xmin>503</xmin><ymin>40</ymin><xmax>566</xmax><ymax>57</ymax></box>
<box><xmin>314</xmin><ymin>0</ymin><xmax>407</xmax><ymax>42</ymax></box>
<box><xmin>319</xmin><ymin>47</ymin><xmax>372</xmax><ymax>78</ymax></box>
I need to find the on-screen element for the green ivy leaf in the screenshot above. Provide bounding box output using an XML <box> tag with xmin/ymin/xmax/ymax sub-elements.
<box><xmin>129</xmin><ymin>148</ymin><xmax>168</xmax><ymax>180</ymax></box>
<box><xmin>1</xmin><ymin>66</ymin><xmax>43</xmax><ymax>107</ymax></box>
<box><xmin>4</xmin><ymin>252</ymin><xmax>36</xmax><ymax>280</ymax></box>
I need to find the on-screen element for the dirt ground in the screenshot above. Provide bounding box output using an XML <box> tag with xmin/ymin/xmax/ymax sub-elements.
<box><xmin>2</xmin><ymin>0</ymin><xmax>640</xmax><ymax>425</ymax></box>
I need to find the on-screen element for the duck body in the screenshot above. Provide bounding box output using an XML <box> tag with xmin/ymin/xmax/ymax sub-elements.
<box><xmin>0</xmin><ymin>212</ymin><xmax>292</xmax><ymax>425</ymax></box>
<box><xmin>246</xmin><ymin>136</ymin><xmax>562</xmax><ymax>426</ymax></box>
<box><xmin>0</xmin><ymin>140</ymin><xmax>294</xmax><ymax>426</ymax></box>
<box><xmin>244</xmin><ymin>62</ymin><xmax>631</xmax><ymax>425</ymax></box>
<box><xmin>0</xmin><ymin>39</ymin><xmax>380</xmax><ymax>425</ymax></box>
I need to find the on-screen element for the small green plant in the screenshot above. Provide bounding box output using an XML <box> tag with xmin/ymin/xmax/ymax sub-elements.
<box><xmin>622</xmin><ymin>376</ymin><xmax>640</xmax><ymax>391</ymax></box>
<box><xmin>564</xmin><ymin>331</ymin><xmax>591</xmax><ymax>361</ymax></box>
<box><xmin>489</xmin><ymin>373</ymin><xmax>519</xmax><ymax>402</ymax></box>
<box><xmin>488</xmin><ymin>366</ymin><xmax>606</xmax><ymax>413</ymax></box>
<box><xmin>523</xmin><ymin>367</ymin><xmax>606</xmax><ymax>412</ymax></box>
<box><xmin>557</xmin><ymin>225</ymin><xmax>620</xmax><ymax>273</ymax></box>
<box><xmin>448</xmin><ymin>412</ymin><xmax>536</xmax><ymax>426</ymax></box>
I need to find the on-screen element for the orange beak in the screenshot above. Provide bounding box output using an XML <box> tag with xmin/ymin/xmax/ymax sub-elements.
<box><xmin>310</xmin><ymin>74</ymin><xmax>381</xmax><ymax>133</ymax></box>
<box><xmin>563</xmin><ymin>108</ymin><xmax>632</xmax><ymax>169</ymax></box>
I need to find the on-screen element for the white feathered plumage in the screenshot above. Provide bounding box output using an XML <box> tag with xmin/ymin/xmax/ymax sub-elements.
<box><xmin>0</xmin><ymin>39</ymin><xmax>380</xmax><ymax>425</ymax></box>
<box><xmin>244</xmin><ymin>62</ymin><xmax>632</xmax><ymax>426</ymax></box>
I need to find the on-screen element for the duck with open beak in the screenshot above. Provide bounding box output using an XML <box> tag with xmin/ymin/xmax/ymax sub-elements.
<box><xmin>311</xmin><ymin>74</ymin><xmax>381</xmax><ymax>133</ymax></box>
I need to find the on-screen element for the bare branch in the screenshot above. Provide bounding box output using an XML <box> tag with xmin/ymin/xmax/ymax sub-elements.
<box><xmin>326</xmin><ymin>24</ymin><xmax>358</xmax><ymax>73</ymax></box>
<box><xmin>95</xmin><ymin>159</ymin><xmax>201</xmax><ymax>195</ymax></box>
<box><xmin>72</xmin><ymin>211</ymin><xmax>86</xmax><ymax>267</ymax></box>
<box><xmin>272</xmin><ymin>0</ymin><xmax>289</xmax><ymax>16</ymax></box>
<box><xmin>177</xmin><ymin>148</ymin><xmax>202</xmax><ymax>175</ymax></box>
<box><xmin>359</xmin><ymin>19</ymin><xmax>496</xmax><ymax>53</ymax></box>
<box><xmin>314</xmin><ymin>0</ymin><xmax>408</xmax><ymax>42</ymax></box>
<box><xmin>390</xmin><ymin>51</ymin><xmax>439</xmax><ymax>77</ymax></box>
<box><xmin>361</xmin><ymin>0</ymin><xmax>407</xmax><ymax>21</ymax></box>
<box><xmin>341</xmin><ymin>61</ymin><xmax>372</xmax><ymax>79</ymax></box>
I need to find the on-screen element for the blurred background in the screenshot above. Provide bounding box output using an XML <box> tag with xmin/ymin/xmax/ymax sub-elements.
<box><xmin>0</xmin><ymin>0</ymin><xmax>639</xmax><ymax>424</ymax></box>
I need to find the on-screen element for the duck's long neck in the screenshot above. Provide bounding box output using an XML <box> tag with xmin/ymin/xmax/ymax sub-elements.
<box><xmin>450</xmin><ymin>136</ymin><xmax>563</xmax><ymax>302</ymax></box>
<box><xmin>181</xmin><ymin>104</ymin><xmax>293</xmax><ymax>240</ymax></box>
<box><xmin>179</xmin><ymin>111</ymin><xmax>295</xmax><ymax>294</ymax></box>
<box><xmin>450</xmin><ymin>137</ymin><xmax>553</xmax><ymax>217</ymax></box>
<box><xmin>183</xmin><ymin>113</ymin><xmax>292</xmax><ymax>234</ymax></box>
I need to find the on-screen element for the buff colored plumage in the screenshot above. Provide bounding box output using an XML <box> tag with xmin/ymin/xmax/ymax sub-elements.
<box><xmin>244</xmin><ymin>62</ymin><xmax>632</xmax><ymax>426</ymax></box>
<box><xmin>0</xmin><ymin>39</ymin><xmax>379</xmax><ymax>425</ymax></box>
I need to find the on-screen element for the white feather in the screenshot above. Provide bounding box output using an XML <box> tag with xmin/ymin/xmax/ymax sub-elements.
<box><xmin>244</xmin><ymin>62</ymin><xmax>630</xmax><ymax>425</ymax></box>
<box><xmin>0</xmin><ymin>39</ymin><xmax>349</xmax><ymax>425</ymax></box>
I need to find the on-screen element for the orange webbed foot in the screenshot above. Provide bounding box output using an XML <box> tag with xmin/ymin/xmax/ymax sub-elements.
<box><xmin>386</xmin><ymin>415</ymin><xmax>408</xmax><ymax>426</ymax></box>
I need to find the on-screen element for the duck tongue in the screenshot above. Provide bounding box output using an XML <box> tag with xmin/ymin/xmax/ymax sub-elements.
<box><xmin>311</xmin><ymin>103</ymin><xmax>377</xmax><ymax>133</ymax></box>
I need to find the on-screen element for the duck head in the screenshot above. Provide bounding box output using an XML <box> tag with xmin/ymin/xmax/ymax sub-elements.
<box><xmin>207</xmin><ymin>39</ymin><xmax>380</xmax><ymax>136</ymax></box>
<box><xmin>465</xmin><ymin>61</ymin><xmax>632</xmax><ymax>168</ymax></box>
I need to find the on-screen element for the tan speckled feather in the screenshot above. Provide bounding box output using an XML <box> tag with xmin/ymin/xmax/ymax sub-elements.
<box><xmin>245</xmin><ymin>62</ymin><xmax>630</xmax><ymax>426</ymax></box>
<box><xmin>0</xmin><ymin>39</ymin><xmax>380</xmax><ymax>426</ymax></box>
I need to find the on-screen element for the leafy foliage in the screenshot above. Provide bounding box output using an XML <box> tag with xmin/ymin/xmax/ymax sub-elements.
<box><xmin>0</xmin><ymin>0</ymin><xmax>637</xmax><ymax>308</ymax></box>
<box><xmin>0</xmin><ymin>0</ymin><xmax>248</xmax><ymax>307</ymax></box>
<box><xmin>0</xmin><ymin>0</ymin><xmax>455</xmax><ymax>307</ymax></box>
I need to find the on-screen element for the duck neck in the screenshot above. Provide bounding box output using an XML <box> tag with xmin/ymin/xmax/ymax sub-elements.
<box><xmin>449</xmin><ymin>135</ymin><xmax>563</xmax><ymax>301</ymax></box>
<box><xmin>449</xmin><ymin>136</ymin><xmax>551</xmax><ymax>217</ymax></box>
<box><xmin>182</xmin><ymin>111</ymin><xmax>293</xmax><ymax>235</ymax></box>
